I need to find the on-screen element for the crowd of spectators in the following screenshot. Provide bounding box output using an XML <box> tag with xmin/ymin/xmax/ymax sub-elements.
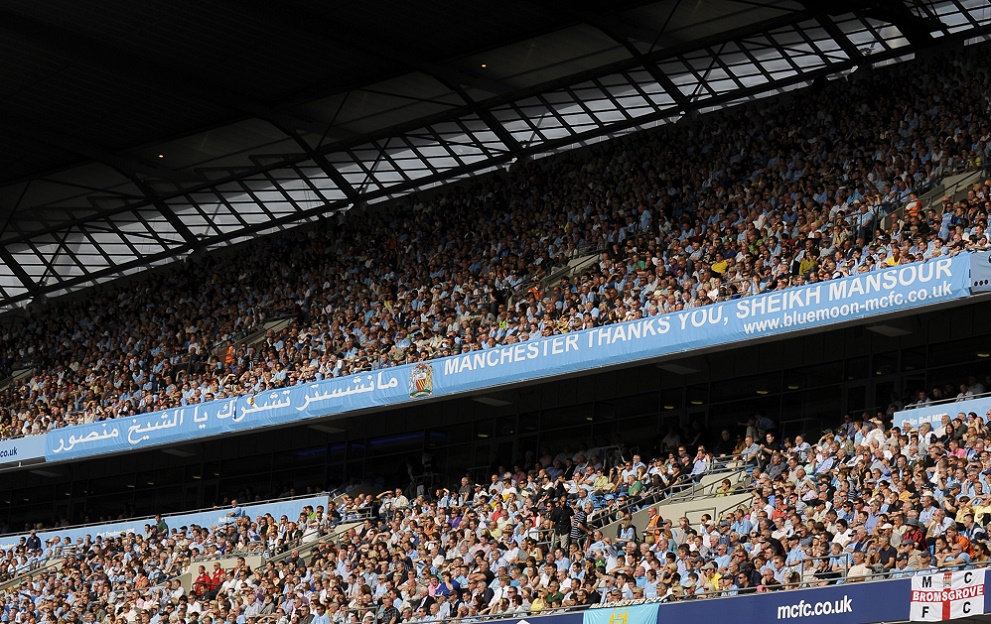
<box><xmin>0</xmin><ymin>499</ymin><xmax>347</xmax><ymax>624</ymax></box>
<box><xmin>0</xmin><ymin>46</ymin><xmax>990</xmax><ymax>441</ymax></box>
<box><xmin>5</xmin><ymin>377</ymin><xmax>991</xmax><ymax>624</ymax></box>
<box><xmin>5</xmin><ymin>38</ymin><xmax>991</xmax><ymax>624</ymax></box>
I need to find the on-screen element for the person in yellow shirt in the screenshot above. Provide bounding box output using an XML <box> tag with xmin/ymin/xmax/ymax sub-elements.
<box><xmin>700</xmin><ymin>562</ymin><xmax>722</xmax><ymax>594</ymax></box>
<box><xmin>885</xmin><ymin>247</ymin><xmax>902</xmax><ymax>266</ymax></box>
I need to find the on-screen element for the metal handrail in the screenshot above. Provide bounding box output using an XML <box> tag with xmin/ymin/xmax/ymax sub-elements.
<box><xmin>900</xmin><ymin>388</ymin><xmax>991</xmax><ymax>411</ymax></box>
<box><xmin>589</xmin><ymin>455</ymin><xmax>747</xmax><ymax>530</ymax></box>
<box><xmin>509</xmin><ymin>246</ymin><xmax>609</xmax><ymax>304</ymax></box>
<box><xmin>883</xmin><ymin>164</ymin><xmax>989</xmax><ymax>231</ymax></box>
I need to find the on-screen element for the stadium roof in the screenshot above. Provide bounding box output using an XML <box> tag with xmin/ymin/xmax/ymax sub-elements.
<box><xmin>0</xmin><ymin>0</ymin><xmax>989</xmax><ymax>309</ymax></box>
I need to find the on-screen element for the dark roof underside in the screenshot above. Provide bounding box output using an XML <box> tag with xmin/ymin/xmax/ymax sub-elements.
<box><xmin>0</xmin><ymin>0</ymin><xmax>988</xmax><ymax>309</ymax></box>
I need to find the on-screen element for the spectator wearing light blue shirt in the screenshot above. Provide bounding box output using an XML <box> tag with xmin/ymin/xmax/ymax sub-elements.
<box><xmin>889</xmin><ymin>553</ymin><xmax>915</xmax><ymax>578</ymax></box>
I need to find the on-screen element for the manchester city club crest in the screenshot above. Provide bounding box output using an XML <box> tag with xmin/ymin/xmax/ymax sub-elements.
<box><xmin>408</xmin><ymin>362</ymin><xmax>434</xmax><ymax>399</ymax></box>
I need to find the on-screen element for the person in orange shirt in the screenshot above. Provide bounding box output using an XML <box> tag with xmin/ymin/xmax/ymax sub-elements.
<box><xmin>945</xmin><ymin>524</ymin><xmax>974</xmax><ymax>559</ymax></box>
<box><xmin>644</xmin><ymin>505</ymin><xmax>664</xmax><ymax>544</ymax></box>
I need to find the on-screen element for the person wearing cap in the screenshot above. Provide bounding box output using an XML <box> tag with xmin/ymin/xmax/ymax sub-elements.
<box><xmin>890</xmin><ymin>552</ymin><xmax>914</xmax><ymax>578</ymax></box>
<box><xmin>911</xmin><ymin>548</ymin><xmax>937</xmax><ymax>574</ymax></box>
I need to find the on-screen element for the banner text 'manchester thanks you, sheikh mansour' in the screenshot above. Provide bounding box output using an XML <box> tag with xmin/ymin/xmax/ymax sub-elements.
<box><xmin>440</xmin><ymin>256</ymin><xmax>966</xmax><ymax>383</ymax></box>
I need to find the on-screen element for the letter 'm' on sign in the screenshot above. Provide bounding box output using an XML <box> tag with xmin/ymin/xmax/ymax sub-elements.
<box><xmin>922</xmin><ymin>577</ymin><xmax>933</xmax><ymax>588</ymax></box>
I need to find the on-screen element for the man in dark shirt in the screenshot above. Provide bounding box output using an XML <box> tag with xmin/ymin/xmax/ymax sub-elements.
<box><xmin>713</xmin><ymin>429</ymin><xmax>735</xmax><ymax>457</ymax></box>
<box><xmin>735</xmin><ymin>571</ymin><xmax>757</xmax><ymax>594</ymax></box>
<box><xmin>759</xmin><ymin>432</ymin><xmax>781</xmax><ymax>469</ymax></box>
<box><xmin>876</xmin><ymin>534</ymin><xmax>898</xmax><ymax>571</ymax></box>
<box><xmin>296</xmin><ymin>605</ymin><xmax>314</xmax><ymax>624</ymax></box>
<box><xmin>474</xmin><ymin>578</ymin><xmax>494</xmax><ymax>605</ymax></box>
<box><xmin>765</xmin><ymin>453</ymin><xmax>787</xmax><ymax>480</ymax></box>
<box><xmin>378</xmin><ymin>595</ymin><xmax>400</xmax><ymax>624</ymax></box>
<box><xmin>550</xmin><ymin>498</ymin><xmax>574</xmax><ymax>548</ymax></box>
<box><xmin>25</xmin><ymin>531</ymin><xmax>41</xmax><ymax>552</ymax></box>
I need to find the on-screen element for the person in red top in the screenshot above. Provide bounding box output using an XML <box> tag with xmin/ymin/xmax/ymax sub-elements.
<box><xmin>902</xmin><ymin>518</ymin><xmax>925</xmax><ymax>548</ymax></box>
<box><xmin>191</xmin><ymin>565</ymin><xmax>212</xmax><ymax>598</ymax></box>
<box><xmin>208</xmin><ymin>562</ymin><xmax>225</xmax><ymax>598</ymax></box>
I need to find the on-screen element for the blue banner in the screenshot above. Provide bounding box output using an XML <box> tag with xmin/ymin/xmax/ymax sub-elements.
<box><xmin>893</xmin><ymin>396</ymin><xmax>991</xmax><ymax>431</ymax></box>
<box><xmin>0</xmin><ymin>435</ymin><xmax>45</xmax><ymax>467</ymax></box>
<box><xmin>466</xmin><ymin>569</ymin><xmax>991</xmax><ymax>624</ymax></box>
<box><xmin>585</xmin><ymin>602</ymin><xmax>658</xmax><ymax>624</ymax></box>
<box><xmin>46</xmin><ymin>370</ymin><xmax>411</xmax><ymax>461</ymax></box>
<box><xmin>0</xmin><ymin>494</ymin><xmax>328</xmax><ymax>551</ymax></box>
<box><xmin>42</xmin><ymin>254</ymin><xmax>972</xmax><ymax>463</ymax></box>
<box><xmin>971</xmin><ymin>251</ymin><xmax>991</xmax><ymax>293</ymax></box>
<box><xmin>432</xmin><ymin>256</ymin><xmax>970</xmax><ymax>399</ymax></box>
<box><xmin>517</xmin><ymin>613</ymin><xmax>584</xmax><ymax>624</ymax></box>
<box><xmin>658</xmin><ymin>579</ymin><xmax>908</xmax><ymax>624</ymax></box>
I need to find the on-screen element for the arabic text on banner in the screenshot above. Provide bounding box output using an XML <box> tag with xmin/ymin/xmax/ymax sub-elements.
<box><xmin>582</xmin><ymin>602</ymin><xmax>659</xmax><ymax>624</ymax></box>
<box><xmin>910</xmin><ymin>569</ymin><xmax>986</xmax><ymax>621</ymax></box>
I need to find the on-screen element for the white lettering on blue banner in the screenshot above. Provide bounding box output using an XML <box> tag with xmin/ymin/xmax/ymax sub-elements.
<box><xmin>42</xmin><ymin>254</ymin><xmax>973</xmax><ymax>463</ymax></box>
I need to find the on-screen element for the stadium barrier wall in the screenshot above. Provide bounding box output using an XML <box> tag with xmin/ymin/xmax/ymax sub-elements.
<box><xmin>893</xmin><ymin>395</ymin><xmax>991</xmax><ymax>430</ymax></box>
<box><xmin>0</xmin><ymin>435</ymin><xmax>46</xmax><ymax>468</ymax></box>
<box><xmin>0</xmin><ymin>494</ymin><xmax>328</xmax><ymax>550</ymax></box>
<box><xmin>492</xmin><ymin>570</ymin><xmax>990</xmax><ymax>624</ymax></box>
<box><xmin>971</xmin><ymin>249</ymin><xmax>991</xmax><ymax>293</ymax></box>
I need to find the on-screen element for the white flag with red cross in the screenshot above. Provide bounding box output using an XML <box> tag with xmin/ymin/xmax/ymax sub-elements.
<box><xmin>911</xmin><ymin>569</ymin><xmax>986</xmax><ymax>621</ymax></box>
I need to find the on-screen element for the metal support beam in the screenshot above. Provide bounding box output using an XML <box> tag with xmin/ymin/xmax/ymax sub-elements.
<box><xmin>816</xmin><ymin>14</ymin><xmax>868</xmax><ymax>63</ymax></box>
<box><xmin>1</xmin><ymin>125</ymin><xmax>201</xmax><ymax>249</ymax></box>
<box><xmin>570</xmin><ymin>7</ymin><xmax>692</xmax><ymax>111</ymax></box>
<box><xmin>131</xmin><ymin>180</ymin><xmax>201</xmax><ymax>249</ymax></box>
<box><xmin>794</xmin><ymin>0</ymin><xmax>942</xmax><ymax>47</ymax></box>
<box><xmin>864</xmin><ymin>0</ymin><xmax>940</xmax><ymax>46</ymax></box>
<box><xmin>263</xmin><ymin>118</ymin><xmax>361</xmax><ymax>203</ymax></box>
<box><xmin>444</xmin><ymin>85</ymin><xmax>528</xmax><ymax>160</ymax></box>
<box><xmin>0</xmin><ymin>247</ymin><xmax>38</xmax><ymax>297</ymax></box>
